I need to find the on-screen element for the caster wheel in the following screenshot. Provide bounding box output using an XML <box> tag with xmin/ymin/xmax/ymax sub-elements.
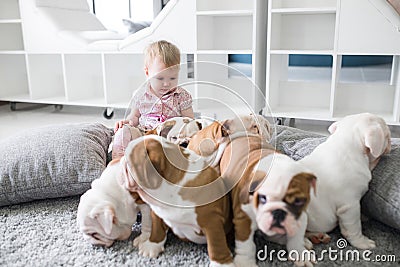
<box><xmin>54</xmin><ymin>104</ymin><xmax>63</xmax><ymax>111</ymax></box>
<box><xmin>10</xmin><ymin>102</ymin><xmax>17</xmax><ymax>111</ymax></box>
<box><xmin>103</xmin><ymin>108</ymin><xmax>114</xmax><ymax>119</ymax></box>
<box><xmin>276</xmin><ymin>117</ymin><xmax>285</xmax><ymax>125</ymax></box>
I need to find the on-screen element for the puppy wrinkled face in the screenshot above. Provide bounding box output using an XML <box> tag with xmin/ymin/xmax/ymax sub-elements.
<box><xmin>253</xmin><ymin>172</ymin><xmax>316</xmax><ymax>237</ymax></box>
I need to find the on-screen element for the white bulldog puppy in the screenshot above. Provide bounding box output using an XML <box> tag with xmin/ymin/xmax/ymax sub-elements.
<box><xmin>77</xmin><ymin>158</ymin><xmax>150</xmax><ymax>248</ymax></box>
<box><xmin>300</xmin><ymin>113</ymin><xmax>391</xmax><ymax>249</ymax></box>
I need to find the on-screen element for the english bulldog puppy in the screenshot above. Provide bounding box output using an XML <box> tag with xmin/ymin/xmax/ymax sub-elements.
<box><xmin>187</xmin><ymin>114</ymin><xmax>272</xmax><ymax>161</ymax></box>
<box><xmin>121</xmin><ymin>135</ymin><xmax>235</xmax><ymax>267</ymax></box>
<box><xmin>300</xmin><ymin>113</ymin><xmax>391</xmax><ymax>249</ymax></box>
<box><xmin>145</xmin><ymin>117</ymin><xmax>206</xmax><ymax>147</ymax></box>
<box><xmin>77</xmin><ymin>158</ymin><xmax>150</xmax><ymax>248</ymax></box>
<box><xmin>219</xmin><ymin>136</ymin><xmax>316</xmax><ymax>267</ymax></box>
<box><xmin>223</xmin><ymin>114</ymin><xmax>272</xmax><ymax>142</ymax></box>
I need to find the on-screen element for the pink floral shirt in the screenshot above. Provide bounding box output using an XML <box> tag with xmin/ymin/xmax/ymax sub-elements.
<box><xmin>131</xmin><ymin>83</ymin><xmax>193</xmax><ymax>130</ymax></box>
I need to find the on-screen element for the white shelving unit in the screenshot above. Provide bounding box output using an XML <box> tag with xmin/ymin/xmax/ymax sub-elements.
<box><xmin>265</xmin><ymin>0</ymin><xmax>400</xmax><ymax>124</ymax></box>
<box><xmin>194</xmin><ymin>0</ymin><xmax>267</xmax><ymax>120</ymax></box>
<box><xmin>0</xmin><ymin>0</ymin><xmax>197</xmax><ymax>117</ymax></box>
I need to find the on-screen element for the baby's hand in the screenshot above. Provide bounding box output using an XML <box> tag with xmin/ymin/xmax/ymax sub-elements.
<box><xmin>114</xmin><ymin>120</ymin><xmax>133</xmax><ymax>133</ymax></box>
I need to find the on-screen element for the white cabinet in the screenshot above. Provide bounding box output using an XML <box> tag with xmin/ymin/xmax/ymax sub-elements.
<box><xmin>194</xmin><ymin>0</ymin><xmax>267</xmax><ymax>119</ymax></box>
<box><xmin>265</xmin><ymin>0</ymin><xmax>400</xmax><ymax>125</ymax></box>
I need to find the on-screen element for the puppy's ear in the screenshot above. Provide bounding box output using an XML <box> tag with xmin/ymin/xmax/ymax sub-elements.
<box><xmin>126</xmin><ymin>139</ymin><xmax>165</xmax><ymax>190</ymax></box>
<box><xmin>303</xmin><ymin>172</ymin><xmax>317</xmax><ymax>196</ymax></box>
<box><xmin>364</xmin><ymin>125</ymin><xmax>388</xmax><ymax>158</ymax></box>
<box><xmin>240</xmin><ymin>170</ymin><xmax>266</xmax><ymax>203</ymax></box>
<box><xmin>159</xmin><ymin>121</ymin><xmax>176</xmax><ymax>138</ymax></box>
<box><xmin>145</xmin><ymin>129</ymin><xmax>158</xmax><ymax>135</ymax></box>
<box><xmin>196</xmin><ymin>121</ymin><xmax>202</xmax><ymax>130</ymax></box>
<box><xmin>328</xmin><ymin>121</ymin><xmax>338</xmax><ymax>134</ymax></box>
<box><xmin>220</xmin><ymin>121</ymin><xmax>230</xmax><ymax>137</ymax></box>
<box><xmin>89</xmin><ymin>204</ymin><xmax>116</xmax><ymax>235</ymax></box>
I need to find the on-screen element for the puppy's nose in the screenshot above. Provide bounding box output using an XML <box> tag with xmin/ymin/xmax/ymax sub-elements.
<box><xmin>272</xmin><ymin>209</ymin><xmax>287</xmax><ymax>225</ymax></box>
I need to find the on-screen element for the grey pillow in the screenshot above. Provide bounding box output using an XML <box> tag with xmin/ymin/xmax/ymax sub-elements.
<box><xmin>0</xmin><ymin>123</ymin><xmax>113</xmax><ymax>206</ymax></box>
<box><xmin>122</xmin><ymin>19</ymin><xmax>151</xmax><ymax>34</ymax></box>
<box><xmin>272</xmin><ymin>125</ymin><xmax>400</xmax><ymax>230</ymax></box>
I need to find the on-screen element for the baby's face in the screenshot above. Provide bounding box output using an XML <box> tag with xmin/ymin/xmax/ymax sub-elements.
<box><xmin>146</xmin><ymin>57</ymin><xmax>180</xmax><ymax>97</ymax></box>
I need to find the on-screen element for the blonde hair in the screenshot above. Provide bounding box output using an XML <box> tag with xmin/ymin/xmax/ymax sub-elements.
<box><xmin>144</xmin><ymin>40</ymin><xmax>181</xmax><ymax>68</ymax></box>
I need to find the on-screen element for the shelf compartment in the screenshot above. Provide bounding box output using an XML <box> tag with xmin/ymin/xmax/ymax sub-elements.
<box><xmin>195</xmin><ymin>54</ymin><xmax>258</xmax><ymax>113</ymax></box>
<box><xmin>269</xmin><ymin>80</ymin><xmax>331</xmax><ymax>110</ymax></box>
<box><xmin>270</xmin><ymin>13</ymin><xmax>335</xmax><ymax>51</ymax></box>
<box><xmin>103</xmin><ymin>53</ymin><xmax>145</xmax><ymax>106</ymax></box>
<box><xmin>197</xmin><ymin>15</ymin><xmax>253</xmax><ymax>51</ymax></box>
<box><xmin>333</xmin><ymin>83</ymin><xmax>396</xmax><ymax>119</ymax></box>
<box><xmin>0</xmin><ymin>0</ymin><xmax>21</xmax><ymax>20</ymax></box>
<box><xmin>27</xmin><ymin>54</ymin><xmax>66</xmax><ymax>100</ymax></box>
<box><xmin>197</xmin><ymin>10</ymin><xmax>253</xmax><ymax>16</ymax></box>
<box><xmin>0</xmin><ymin>23</ymin><xmax>24</xmax><ymax>50</ymax></box>
<box><xmin>0</xmin><ymin>54</ymin><xmax>29</xmax><ymax>99</ymax></box>
<box><xmin>197</xmin><ymin>0</ymin><xmax>252</xmax><ymax>12</ymax></box>
<box><xmin>271</xmin><ymin>0</ymin><xmax>337</xmax><ymax>9</ymax></box>
<box><xmin>64</xmin><ymin>54</ymin><xmax>104</xmax><ymax>102</ymax></box>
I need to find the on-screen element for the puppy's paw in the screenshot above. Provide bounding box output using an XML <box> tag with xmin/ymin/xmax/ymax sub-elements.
<box><xmin>294</xmin><ymin>260</ymin><xmax>315</xmax><ymax>267</ymax></box>
<box><xmin>138</xmin><ymin>240</ymin><xmax>164</xmax><ymax>258</ymax></box>
<box><xmin>133</xmin><ymin>232</ymin><xmax>150</xmax><ymax>248</ymax></box>
<box><xmin>234</xmin><ymin>255</ymin><xmax>257</xmax><ymax>267</ymax></box>
<box><xmin>303</xmin><ymin>238</ymin><xmax>313</xmax><ymax>250</ymax></box>
<box><xmin>349</xmin><ymin>236</ymin><xmax>376</xmax><ymax>249</ymax></box>
<box><xmin>209</xmin><ymin>261</ymin><xmax>235</xmax><ymax>267</ymax></box>
<box><xmin>306</xmin><ymin>232</ymin><xmax>331</xmax><ymax>244</ymax></box>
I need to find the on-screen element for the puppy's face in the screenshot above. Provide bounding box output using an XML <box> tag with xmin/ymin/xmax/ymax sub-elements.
<box><xmin>251</xmin><ymin>154</ymin><xmax>316</xmax><ymax>237</ymax></box>
<box><xmin>77</xmin><ymin>198</ymin><xmax>134</xmax><ymax>247</ymax></box>
<box><xmin>328</xmin><ymin>113</ymin><xmax>391</xmax><ymax>169</ymax></box>
<box><xmin>77</xmin><ymin>161</ymin><xmax>139</xmax><ymax>247</ymax></box>
<box><xmin>147</xmin><ymin>117</ymin><xmax>202</xmax><ymax>147</ymax></box>
<box><xmin>223</xmin><ymin>114</ymin><xmax>272</xmax><ymax>141</ymax></box>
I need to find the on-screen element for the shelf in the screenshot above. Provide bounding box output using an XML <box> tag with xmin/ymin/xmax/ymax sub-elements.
<box><xmin>197</xmin><ymin>15</ymin><xmax>253</xmax><ymax>50</ymax></box>
<box><xmin>271</xmin><ymin>7</ymin><xmax>336</xmax><ymax>14</ymax></box>
<box><xmin>196</xmin><ymin>0</ymin><xmax>253</xmax><ymax>12</ymax></box>
<box><xmin>269</xmin><ymin>107</ymin><xmax>332</xmax><ymax>121</ymax></box>
<box><xmin>270</xmin><ymin>50</ymin><xmax>333</xmax><ymax>55</ymax></box>
<box><xmin>271</xmin><ymin>0</ymin><xmax>337</xmax><ymax>9</ymax></box>
<box><xmin>0</xmin><ymin>50</ymin><xmax>25</xmax><ymax>54</ymax></box>
<box><xmin>0</xmin><ymin>54</ymin><xmax>29</xmax><ymax>99</ymax></box>
<box><xmin>103</xmin><ymin>54</ymin><xmax>145</xmax><ymax>105</ymax></box>
<box><xmin>333</xmin><ymin>83</ymin><xmax>396</xmax><ymax>117</ymax></box>
<box><xmin>0</xmin><ymin>23</ymin><xmax>24</xmax><ymax>50</ymax></box>
<box><xmin>64</xmin><ymin>54</ymin><xmax>104</xmax><ymax>102</ymax></box>
<box><xmin>197</xmin><ymin>10</ymin><xmax>253</xmax><ymax>16</ymax></box>
<box><xmin>270</xmin><ymin>13</ymin><xmax>336</xmax><ymax>51</ymax></box>
<box><xmin>197</xmin><ymin>50</ymin><xmax>253</xmax><ymax>54</ymax></box>
<box><xmin>0</xmin><ymin>0</ymin><xmax>21</xmax><ymax>20</ymax></box>
<box><xmin>27</xmin><ymin>54</ymin><xmax>65</xmax><ymax>100</ymax></box>
<box><xmin>0</xmin><ymin>19</ymin><xmax>21</xmax><ymax>23</ymax></box>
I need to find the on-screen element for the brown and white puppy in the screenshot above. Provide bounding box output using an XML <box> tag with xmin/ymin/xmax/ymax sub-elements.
<box><xmin>219</xmin><ymin>136</ymin><xmax>316</xmax><ymax>267</ymax></box>
<box><xmin>77</xmin><ymin>158</ymin><xmax>150</xmax><ymax>247</ymax></box>
<box><xmin>301</xmin><ymin>113</ymin><xmax>391</xmax><ymax>249</ymax></box>
<box><xmin>145</xmin><ymin>117</ymin><xmax>206</xmax><ymax>147</ymax></box>
<box><xmin>187</xmin><ymin>114</ymin><xmax>272</xmax><ymax>164</ymax></box>
<box><xmin>121</xmin><ymin>135</ymin><xmax>235</xmax><ymax>267</ymax></box>
<box><xmin>223</xmin><ymin>114</ymin><xmax>272</xmax><ymax>142</ymax></box>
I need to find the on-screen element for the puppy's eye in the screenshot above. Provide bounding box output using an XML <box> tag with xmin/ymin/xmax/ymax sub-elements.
<box><xmin>171</xmin><ymin>136</ymin><xmax>177</xmax><ymax>141</ymax></box>
<box><xmin>258</xmin><ymin>194</ymin><xmax>267</xmax><ymax>205</ymax></box>
<box><xmin>293</xmin><ymin>198</ymin><xmax>306</xmax><ymax>207</ymax></box>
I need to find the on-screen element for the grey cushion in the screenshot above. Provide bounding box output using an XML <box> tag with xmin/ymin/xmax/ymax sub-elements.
<box><xmin>271</xmin><ymin>125</ymin><xmax>400</xmax><ymax>230</ymax></box>
<box><xmin>0</xmin><ymin>123</ymin><xmax>113</xmax><ymax>206</ymax></box>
